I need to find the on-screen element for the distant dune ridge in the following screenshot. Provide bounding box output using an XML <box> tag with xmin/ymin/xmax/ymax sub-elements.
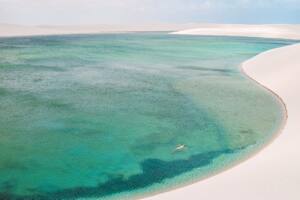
<box><xmin>0</xmin><ymin>23</ymin><xmax>200</xmax><ymax>37</ymax></box>
<box><xmin>1</xmin><ymin>24</ymin><xmax>300</xmax><ymax>39</ymax></box>
<box><xmin>172</xmin><ymin>24</ymin><xmax>300</xmax><ymax>40</ymax></box>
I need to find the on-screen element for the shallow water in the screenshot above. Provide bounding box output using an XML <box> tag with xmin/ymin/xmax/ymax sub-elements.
<box><xmin>0</xmin><ymin>33</ymin><xmax>295</xmax><ymax>199</ymax></box>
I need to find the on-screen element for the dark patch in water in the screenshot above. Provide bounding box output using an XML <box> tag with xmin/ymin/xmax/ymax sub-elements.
<box><xmin>177</xmin><ymin>66</ymin><xmax>234</xmax><ymax>73</ymax></box>
<box><xmin>175</xmin><ymin>66</ymin><xmax>236</xmax><ymax>77</ymax></box>
<box><xmin>240</xmin><ymin>129</ymin><xmax>255</xmax><ymax>135</ymax></box>
<box><xmin>0</xmin><ymin>88</ymin><xmax>9</xmax><ymax>96</ymax></box>
<box><xmin>0</xmin><ymin>180</ymin><xmax>16</xmax><ymax>193</ymax></box>
<box><xmin>0</xmin><ymin>160</ymin><xmax>28</xmax><ymax>171</ymax></box>
<box><xmin>131</xmin><ymin>132</ymin><xmax>176</xmax><ymax>155</ymax></box>
<box><xmin>0</xmin><ymin>148</ymin><xmax>239</xmax><ymax>200</ymax></box>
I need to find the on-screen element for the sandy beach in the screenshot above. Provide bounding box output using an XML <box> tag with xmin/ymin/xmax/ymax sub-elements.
<box><xmin>0</xmin><ymin>24</ymin><xmax>299</xmax><ymax>199</ymax></box>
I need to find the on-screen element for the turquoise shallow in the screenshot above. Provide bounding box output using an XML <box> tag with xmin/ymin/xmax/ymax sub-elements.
<box><xmin>0</xmin><ymin>33</ymin><xmax>295</xmax><ymax>199</ymax></box>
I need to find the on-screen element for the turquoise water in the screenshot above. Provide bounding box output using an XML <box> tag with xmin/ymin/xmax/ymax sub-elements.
<box><xmin>0</xmin><ymin>33</ymin><xmax>295</xmax><ymax>199</ymax></box>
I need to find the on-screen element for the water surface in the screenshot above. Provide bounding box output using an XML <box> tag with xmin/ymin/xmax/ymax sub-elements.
<box><xmin>0</xmin><ymin>33</ymin><xmax>294</xmax><ymax>199</ymax></box>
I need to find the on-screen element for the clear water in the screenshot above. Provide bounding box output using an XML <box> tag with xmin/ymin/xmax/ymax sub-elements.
<box><xmin>0</xmin><ymin>33</ymin><xmax>295</xmax><ymax>199</ymax></box>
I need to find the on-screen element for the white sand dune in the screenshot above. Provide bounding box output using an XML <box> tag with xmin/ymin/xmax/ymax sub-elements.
<box><xmin>172</xmin><ymin>24</ymin><xmax>300</xmax><ymax>40</ymax></box>
<box><xmin>144</xmin><ymin>29</ymin><xmax>300</xmax><ymax>199</ymax></box>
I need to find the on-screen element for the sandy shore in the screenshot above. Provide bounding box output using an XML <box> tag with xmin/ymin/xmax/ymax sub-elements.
<box><xmin>144</xmin><ymin>34</ymin><xmax>300</xmax><ymax>199</ymax></box>
<box><xmin>1</xmin><ymin>24</ymin><xmax>299</xmax><ymax>199</ymax></box>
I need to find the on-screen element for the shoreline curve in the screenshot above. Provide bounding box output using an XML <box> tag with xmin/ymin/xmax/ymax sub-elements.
<box><xmin>144</xmin><ymin>42</ymin><xmax>300</xmax><ymax>200</ymax></box>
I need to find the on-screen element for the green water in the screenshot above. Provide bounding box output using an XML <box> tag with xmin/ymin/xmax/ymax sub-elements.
<box><xmin>0</xmin><ymin>33</ymin><xmax>294</xmax><ymax>199</ymax></box>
